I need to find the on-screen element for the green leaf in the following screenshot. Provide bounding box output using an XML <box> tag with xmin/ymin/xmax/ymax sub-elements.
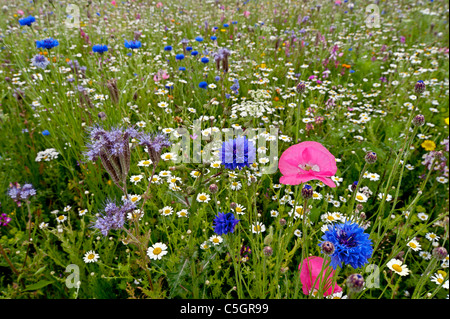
<box><xmin>23</xmin><ymin>280</ymin><xmax>54</xmax><ymax>291</ymax></box>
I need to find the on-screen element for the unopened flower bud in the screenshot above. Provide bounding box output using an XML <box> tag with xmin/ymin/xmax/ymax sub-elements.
<box><xmin>412</xmin><ymin>114</ymin><xmax>425</xmax><ymax>127</ymax></box>
<box><xmin>414</xmin><ymin>80</ymin><xmax>426</xmax><ymax>94</ymax></box>
<box><xmin>365</xmin><ymin>151</ymin><xmax>377</xmax><ymax>164</ymax></box>
<box><xmin>321</xmin><ymin>241</ymin><xmax>335</xmax><ymax>256</ymax></box>
<box><xmin>263</xmin><ymin>246</ymin><xmax>273</xmax><ymax>256</ymax></box>
<box><xmin>346</xmin><ymin>273</ymin><xmax>365</xmax><ymax>293</ymax></box>
<box><xmin>209</xmin><ymin>183</ymin><xmax>218</xmax><ymax>194</ymax></box>
<box><xmin>432</xmin><ymin>247</ymin><xmax>448</xmax><ymax>260</ymax></box>
<box><xmin>301</xmin><ymin>184</ymin><xmax>314</xmax><ymax>199</ymax></box>
<box><xmin>296</xmin><ymin>82</ymin><xmax>306</xmax><ymax>93</ymax></box>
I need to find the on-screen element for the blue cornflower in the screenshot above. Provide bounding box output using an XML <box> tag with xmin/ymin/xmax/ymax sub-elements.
<box><xmin>195</xmin><ymin>36</ymin><xmax>203</xmax><ymax>42</ymax></box>
<box><xmin>42</xmin><ymin>130</ymin><xmax>50</xmax><ymax>136</ymax></box>
<box><xmin>210</xmin><ymin>36</ymin><xmax>217</xmax><ymax>41</ymax></box>
<box><xmin>124</xmin><ymin>40</ymin><xmax>141</xmax><ymax>49</ymax></box>
<box><xmin>175</xmin><ymin>53</ymin><xmax>185</xmax><ymax>60</ymax></box>
<box><xmin>220</xmin><ymin>136</ymin><xmax>256</xmax><ymax>170</ymax></box>
<box><xmin>191</xmin><ymin>50</ymin><xmax>198</xmax><ymax>56</ymax></box>
<box><xmin>200</xmin><ymin>57</ymin><xmax>209</xmax><ymax>63</ymax></box>
<box><xmin>19</xmin><ymin>15</ymin><xmax>36</xmax><ymax>26</ymax></box>
<box><xmin>31</xmin><ymin>54</ymin><xmax>50</xmax><ymax>69</ymax></box>
<box><xmin>92</xmin><ymin>44</ymin><xmax>108</xmax><ymax>54</ymax></box>
<box><xmin>319</xmin><ymin>221</ymin><xmax>373</xmax><ymax>270</ymax></box>
<box><xmin>164</xmin><ymin>45</ymin><xmax>172</xmax><ymax>51</ymax></box>
<box><xmin>179</xmin><ymin>66</ymin><xmax>186</xmax><ymax>71</ymax></box>
<box><xmin>232</xmin><ymin>21</ymin><xmax>238</xmax><ymax>24</ymax></box>
<box><xmin>214</xmin><ymin>76</ymin><xmax>221</xmax><ymax>81</ymax></box>
<box><xmin>213</xmin><ymin>212</ymin><xmax>240</xmax><ymax>235</ymax></box>
<box><xmin>186</xmin><ymin>46</ymin><xmax>192</xmax><ymax>51</ymax></box>
<box><xmin>223</xmin><ymin>23</ymin><xmax>229</xmax><ymax>28</ymax></box>
<box><xmin>199</xmin><ymin>81</ymin><xmax>208</xmax><ymax>89</ymax></box>
<box><xmin>36</xmin><ymin>38</ymin><xmax>59</xmax><ymax>50</ymax></box>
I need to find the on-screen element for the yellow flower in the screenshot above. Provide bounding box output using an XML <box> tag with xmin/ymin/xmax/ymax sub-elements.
<box><xmin>421</xmin><ymin>140</ymin><xmax>436</xmax><ymax>151</ymax></box>
<box><xmin>445</xmin><ymin>117</ymin><xmax>449</xmax><ymax>125</ymax></box>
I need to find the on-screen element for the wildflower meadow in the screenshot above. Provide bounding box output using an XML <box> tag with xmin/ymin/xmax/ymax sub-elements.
<box><xmin>0</xmin><ymin>0</ymin><xmax>449</xmax><ymax>306</ymax></box>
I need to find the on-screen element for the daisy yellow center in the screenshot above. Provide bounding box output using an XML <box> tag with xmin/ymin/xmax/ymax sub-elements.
<box><xmin>437</xmin><ymin>278</ymin><xmax>444</xmax><ymax>284</ymax></box>
<box><xmin>232</xmin><ymin>182</ymin><xmax>238</xmax><ymax>186</ymax></box>
<box><xmin>131</xmin><ymin>197</ymin><xmax>138</xmax><ymax>202</ymax></box>
<box><xmin>143</xmin><ymin>161</ymin><xmax>150</xmax><ymax>165</ymax></box>
<box><xmin>199</xmin><ymin>195</ymin><xmax>207</xmax><ymax>201</ymax></box>
<box><xmin>194</xmin><ymin>171</ymin><xmax>201</xmax><ymax>176</ymax></box>
<box><xmin>134</xmin><ymin>177</ymin><xmax>140</xmax><ymax>181</ymax></box>
<box><xmin>313</xmin><ymin>193</ymin><xmax>319</xmax><ymax>198</ymax></box>
<box><xmin>212</xmin><ymin>238</ymin><xmax>220</xmax><ymax>243</ymax></box>
<box><xmin>392</xmin><ymin>264</ymin><xmax>403</xmax><ymax>272</ymax></box>
<box><xmin>356</xmin><ymin>195</ymin><xmax>364</xmax><ymax>201</ymax></box>
<box><xmin>236</xmin><ymin>207</ymin><xmax>242</xmax><ymax>213</ymax></box>
<box><xmin>296</xmin><ymin>207</ymin><xmax>303</xmax><ymax>214</ymax></box>
<box><xmin>254</xmin><ymin>225</ymin><xmax>261</xmax><ymax>232</ymax></box>
<box><xmin>327</xmin><ymin>215</ymin><xmax>335</xmax><ymax>221</ymax></box>
<box><xmin>179</xmin><ymin>212</ymin><xmax>186</xmax><ymax>216</ymax></box>
<box><xmin>409</xmin><ymin>242</ymin><xmax>417</xmax><ymax>249</ymax></box>
<box><xmin>87</xmin><ymin>254</ymin><xmax>95</xmax><ymax>260</ymax></box>
<box><xmin>58</xmin><ymin>216</ymin><xmax>65</xmax><ymax>220</ymax></box>
<box><xmin>153</xmin><ymin>247</ymin><xmax>162</xmax><ymax>255</ymax></box>
<box><xmin>165</xmin><ymin>154</ymin><xmax>173</xmax><ymax>159</ymax></box>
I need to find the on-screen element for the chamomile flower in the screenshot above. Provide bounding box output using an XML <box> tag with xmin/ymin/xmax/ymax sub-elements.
<box><xmin>417</xmin><ymin>212</ymin><xmax>429</xmax><ymax>221</ymax></box>
<box><xmin>251</xmin><ymin>222</ymin><xmax>266</xmax><ymax>234</ymax></box>
<box><xmin>419</xmin><ymin>251</ymin><xmax>432</xmax><ymax>260</ymax></box>
<box><xmin>196</xmin><ymin>193</ymin><xmax>211</xmax><ymax>203</ymax></box>
<box><xmin>232</xmin><ymin>203</ymin><xmax>246</xmax><ymax>215</ymax></box>
<box><xmin>230</xmin><ymin>181</ymin><xmax>242</xmax><ymax>191</ymax></box>
<box><xmin>83</xmin><ymin>250</ymin><xmax>100</xmax><ymax>263</ymax></box>
<box><xmin>406</xmin><ymin>239</ymin><xmax>422</xmax><ymax>251</ymax></box>
<box><xmin>130</xmin><ymin>174</ymin><xmax>144</xmax><ymax>185</ymax></box>
<box><xmin>270</xmin><ymin>210</ymin><xmax>279</xmax><ymax>217</ymax></box>
<box><xmin>177</xmin><ymin>209</ymin><xmax>189</xmax><ymax>218</ymax></box>
<box><xmin>125</xmin><ymin>194</ymin><xmax>142</xmax><ymax>204</ymax></box>
<box><xmin>430</xmin><ymin>271</ymin><xmax>449</xmax><ymax>289</ymax></box>
<box><xmin>160</xmin><ymin>206</ymin><xmax>174</xmax><ymax>216</ymax></box>
<box><xmin>312</xmin><ymin>192</ymin><xmax>323</xmax><ymax>200</ymax></box>
<box><xmin>127</xmin><ymin>209</ymin><xmax>144</xmax><ymax>220</ymax></box>
<box><xmin>56</xmin><ymin>215</ymin><xmax>67</xmax><ymax>223</ymax></box>
<box><xmin>209</xmin><ymin>235</ymin><xmax>223</xmax><ymax>245</ymax></box>
<box><xmin>200</xmin><ymin>241</ymin><xmax>210</xmax><ymax>250</ymax></box>
<box><xmin>147</xmin><ymin>242</ymin><xmax>168</xmax><ymax>260</ymax></box>
<box><xmin>426</xmin><ymin>232</ymin><xmax>440</xmax><ymax>242</ymax></box>
<box><xmin>387</xmin><ymin>258</ymin><xmax>410</xmax><ymax>276</ymax></box>
<box><xmin>355</xmin><ymin>192</ymin><xmax>368</xmax><ymax>203</ymax></box>
<box><xmin>138</xmin><ymin>159</ymin><xmax>153</xmax><ymax>167</ymax></box>
<box><xmin>294</xmin><ymin>229</ymin><xmax>302</xmax><ymax>237</ymax></box>
<box><xmin>161</xmin><ymin>152</ymin><xmax>177</xmax><ymax>161</ymax></box>
<box><xmin>190</xmin><ymin>170</ymin><xmax>202</xmax><ymax>178</ymax></box>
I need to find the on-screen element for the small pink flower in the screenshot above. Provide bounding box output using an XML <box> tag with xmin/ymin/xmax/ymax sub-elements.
<box><xmin>278</xmin><ymin>141</ymin><xmax>337</xmax><ymax>187</ymax></box>
<box><xmin>17</xmin><ymin>10</ymin><xmax>24</xmax><ymax>15</ymax></box>
<box><xmin>243</xmin><ymin>11</ymin><xmax>250</xmax><ymax>18</ymax></box>
<box><xmin>156</xmin><ymin>2</ymin><xmax>163</xmax><ymax>8</ymax></box>
<box><xmin>111</xmin><ymin>0</ymin><xmax>116</xmax><ymax>6</ymax></box>
<box><xmin>299</xmin><ymin>256</ymin><xmax>342</xmax><ymax>296</ymax></box>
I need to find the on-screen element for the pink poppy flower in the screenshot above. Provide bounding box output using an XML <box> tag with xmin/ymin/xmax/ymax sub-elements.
<box><xmin>278</xmin><ymin>141</ymin><xmax>337</xmax><ymax>187</ymax></box>
<box><xmin>299</xmin><ymin>256</ymin><xmax>342</xmax><ymax>296</ymax></box>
